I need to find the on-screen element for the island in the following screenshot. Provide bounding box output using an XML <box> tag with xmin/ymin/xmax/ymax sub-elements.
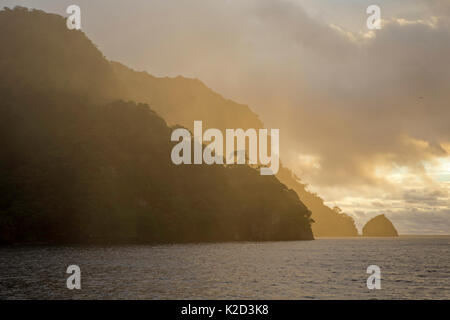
<box><xmin>362</xmin><ymin>214</ymin><xmax>399</xmax><ymax>237</ymax></box>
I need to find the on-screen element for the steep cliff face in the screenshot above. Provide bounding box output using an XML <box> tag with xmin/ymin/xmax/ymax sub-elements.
<box><xmin>276</xmin><ymin>167</ymin><xmax>358</xmax><ymax>237</ymax></box>
<box><xmin>111</xmin><ymin>61</ymin><xmax>263</xmax><ymax>132</ymax></box>
<box><xmin>1</xmin><ymin>7</ymin><xmax>357</xmax><ymax>240</ymax></box>
<box><xmin>362</xmin><ymin>214</ymin><xmax>398</xmax><ymax>237</ymax></box>
<box><xmin>0</xmin><ymin>7</ymin><xmax>314</xmax><ymax>244</ymax></box>
<box><xmin>112</xmin><ymin>62</ymin><xmax>359</xmax><ymax>237</ymax></box>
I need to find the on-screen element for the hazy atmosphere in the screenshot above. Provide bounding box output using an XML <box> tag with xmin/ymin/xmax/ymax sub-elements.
<box><xmin>3</xmin><ymin>0</ymin><xmax>449</xmax><ymax>234</ymax></box>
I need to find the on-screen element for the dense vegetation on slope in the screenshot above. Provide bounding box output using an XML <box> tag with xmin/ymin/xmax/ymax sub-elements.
<box><xmin>0</xmin><ymin>7</ymin><xmax>123</xmax><ymax>103</ymax></box>
<box><xmin>112</xmin><ymin>62</ymin><xmax>263</xmax><ymax>132</ymax></box>
<box><xmin>0</xmin><ymin>7</ymin><xmax>313</xmax><ymax>244</ymax></box>
<box><xmin>112</xmin><ymin>59</ymin><xmax>358</xmax><ymax>237</ymax></box>
<box><xmin>276</xmin><ymin>167</ymin><xmax>357</xmax><ymax>236</ymax></box>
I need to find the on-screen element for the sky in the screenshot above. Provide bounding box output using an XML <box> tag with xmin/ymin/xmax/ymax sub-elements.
<box><xmin>3</xmin><ymin>0</ymin><xmax>450</xmax><ymax>234</ymax></box>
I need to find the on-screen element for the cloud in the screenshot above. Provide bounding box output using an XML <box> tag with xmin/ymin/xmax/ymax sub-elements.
<box><xmin>3</xmin><ymin>0</ymin><xmax>449</xmax><ymax>233</ymax></box>
<box><xmin>402</xmin><ymin>188</ymin><xmax>448</xmax><ymax>206</ymax></box>
<box><xmin>386</xmin><ymin>208</ymin><xmax>450</xmax><ymax>234</ymax></box>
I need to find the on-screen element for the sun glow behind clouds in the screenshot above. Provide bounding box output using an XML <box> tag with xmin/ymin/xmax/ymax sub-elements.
<box><xmin>320</xmin><ymin>155</ymin><xmax>450</xmax><ymax>234</ymax></box>
<box><xmin>8</xmin><ymin>0</ymin><xmax>448</xmax><ymax>234</ymax></box>
<box><xmin>374</xmin><ymin>165</ymin><xmax>410</xmax><ymax>184</ymax></box>
<box><xmin>306</xmin><ymin>138</ymin><xmax>450</xmax><ymax>234</ymax></box>
<box><xmin>297</xmin><ymin>154</ymin><xmax>321</xmax><ymax>171</ymax></box>
<box><xmin>425</xmin><ymin>157</ymin><xmax>450</xmax><ymax>182</ymax></box>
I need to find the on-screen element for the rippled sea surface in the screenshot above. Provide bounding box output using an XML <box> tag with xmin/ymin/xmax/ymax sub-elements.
<box><xmin>0</xmin><ymin>236</ymin><xmax>449</xmax><ymax>299</ymax></box>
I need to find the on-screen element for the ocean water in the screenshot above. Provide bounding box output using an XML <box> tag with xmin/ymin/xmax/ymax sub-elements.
<box><xmin>0</xmin><ymin>236</ymin><xmax>449</xmax><ymax>299</ymax></box>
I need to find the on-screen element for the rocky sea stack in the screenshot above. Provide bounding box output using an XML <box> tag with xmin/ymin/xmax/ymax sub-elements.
<box><xmin>362</xmin><ymin>214</ymin><xmax>398</xmax><ymax>237</ymax></box>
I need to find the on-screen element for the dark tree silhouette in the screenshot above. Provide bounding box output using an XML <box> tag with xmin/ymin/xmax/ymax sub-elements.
<box><xmin>0</xmin><ymin>7</ymin><xmax>313</xmax><ymax>244</ymax></box>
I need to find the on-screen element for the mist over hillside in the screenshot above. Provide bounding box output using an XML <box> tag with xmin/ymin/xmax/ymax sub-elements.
<box><xmin>112</xmin><ymin>60</ymin><xmax>358</xmax><ymax>237</ymax></box>
<box><xmin>0</xmin><ymin>7</ymin><xmax>314</xmax><ymax>244</ymax></box>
